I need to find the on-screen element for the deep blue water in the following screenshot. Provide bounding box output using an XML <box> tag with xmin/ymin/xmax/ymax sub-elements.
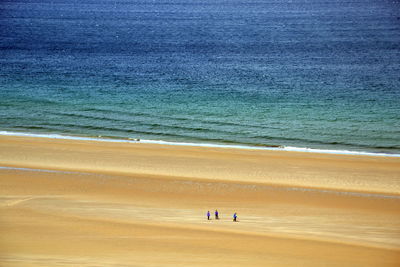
<box><xmin>1</xmin><ymin>0</ymin><xmax>400</xmax><ymax>154</ymax></box>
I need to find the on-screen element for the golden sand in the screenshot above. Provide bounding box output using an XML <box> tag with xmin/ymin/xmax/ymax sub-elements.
<box><xmin>1</xmin><ymin>135</ymin><xmax>399</xmax><ymax>266</ymax></box>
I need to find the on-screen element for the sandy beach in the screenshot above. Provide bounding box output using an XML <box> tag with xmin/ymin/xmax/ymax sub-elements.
<box><xmin>0</xmin><ymin>135</ymin><xmax>399</xmax><ymax>266</ymax></box>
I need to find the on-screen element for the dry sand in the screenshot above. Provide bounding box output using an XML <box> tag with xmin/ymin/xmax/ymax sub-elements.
<box><xmin>0</xmin><ymin>135</ymin><xmax>399</xmax><ymax>266</ymax></box>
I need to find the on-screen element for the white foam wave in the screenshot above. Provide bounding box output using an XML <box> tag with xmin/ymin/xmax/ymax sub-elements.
<box><xmin>0</xmin><ymin>131</ymin><xmax>399</xmax><ymax>157</ymax></box>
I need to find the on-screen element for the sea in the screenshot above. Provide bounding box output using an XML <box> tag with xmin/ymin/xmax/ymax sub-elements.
<box><xmin>1</xmin><ymin>0</ymin><xmax>399</xmax><ymax>156</ymax></box>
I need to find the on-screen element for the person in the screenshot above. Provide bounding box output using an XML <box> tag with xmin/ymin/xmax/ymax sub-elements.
<box><xmin>207</xmin><ymin>210</ymin><xmax>210</xmax><ymax>220</ymax></box>
<box><xmin>215</xmin><ymin>210</ymin><xmax>219</xmax><ymax>220</ymax></box>
<box><xmin>233</xmin><ymin>212</ymin><xmax>237</xmax><ymax>222</ymax></box>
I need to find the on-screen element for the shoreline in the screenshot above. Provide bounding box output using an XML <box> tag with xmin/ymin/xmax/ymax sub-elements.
<box><xmin>1</xmin><ymin>134</ymin><xmax>399</xmax><ymax>195</ymax></box>
<box><xmin>1</xmin><ymin>130</ymin><xmax>399</xmax><ymax>158</ymax></box>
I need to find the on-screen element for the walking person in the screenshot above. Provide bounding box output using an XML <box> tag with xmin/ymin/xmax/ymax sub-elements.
<box><xmin>207</xmin><ymin>210</ymin><xmax>211</xmax><ymax>220</ymax></box>
<box><xmin>233</xmin><ymin>212</ymin><xmax>237</xmax><ymax>222</ymax></box>
<box><xmin>215</xmin><ymin>209</ymin><xmax>219</xmax><ymax>220</ymax></box>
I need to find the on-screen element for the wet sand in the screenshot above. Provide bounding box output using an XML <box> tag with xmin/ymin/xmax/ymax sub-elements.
<box><xmin>0</xmin><ymin>135</ymin><xmax>399</xmax><ymax>266</ymax></box>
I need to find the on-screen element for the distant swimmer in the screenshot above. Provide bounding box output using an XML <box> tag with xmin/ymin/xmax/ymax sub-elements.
<box><xmin>207</xmin><ymin>211</ymin><xmax>210</xmax><ymax>220</ymax></box>
<box><xmin>233</xmin><ymin>212</ymin><xmax>237</xmax><ymax>222</ymax></box>
<box><xmin>215</xmin><ymin>209</ymin><xmax>219</xmax><ymax>220</ymax></box>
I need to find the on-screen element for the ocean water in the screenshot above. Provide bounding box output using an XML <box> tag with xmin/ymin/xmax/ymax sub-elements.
<box><xmin>0</xmin><ymin>0</ymin><xmax>399</xmax><ymax>155</ymax></box>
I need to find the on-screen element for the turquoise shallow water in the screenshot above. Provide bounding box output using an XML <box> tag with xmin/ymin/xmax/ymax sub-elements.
<box><xmin>1</xmin><ymin>0</ymin><xmax>399</xmax><ymax>155</ymax></box>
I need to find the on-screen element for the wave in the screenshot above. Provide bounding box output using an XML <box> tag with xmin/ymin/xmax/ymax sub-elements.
<box><xmin>49</xmin><ymin>112</ymin><xmax>232</xmax><ymax>134</ymax></box>
<box><xmin>27</xmin><ymin>110</ymin><xmax>400</xmax><ymax>153</ymax></box>
<box><xmin>72</xmin><ymin>107</ymin><xmax>283</xmax><ymax>131</ymax></box>
<box><xmin>11</xmin><ymin>123</ymin><xmax>276</xmax><ymax>148</ymax></box>
<box><xmin>6</xmin><ymin>109</ymin><xmax>400</xmax><ymax>154</ymax></box>
<box><xmin>21</xmin><ymin>121</ymin><xmax>235</xmax><ymax>140</ymax></box>
<box><xmin>57</xmin><ymin>108</ymin><xmax>399</xmax><ymax>142</ymax></box>
<box><xmin>0</xmin><ymin>130</ymin><xmax>399</xmax><ymax>158</ymax></box>
<box><xmin>252</xmin><ymin>134</ymin><xmax>400</xmax><ymax>151</ymax></box>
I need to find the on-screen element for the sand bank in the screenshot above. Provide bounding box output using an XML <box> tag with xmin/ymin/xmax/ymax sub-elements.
<box><xmin>0</xmin><ymin>135</ymin><xmax>399</xmax><ymax>266</ymax></box>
